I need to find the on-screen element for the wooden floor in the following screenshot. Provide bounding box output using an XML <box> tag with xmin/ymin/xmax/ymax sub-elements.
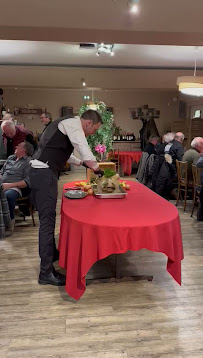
<box><xmin>0</xmin><ymin>170</ymin><xmax>203</xmax><ymax>358</ymax></box>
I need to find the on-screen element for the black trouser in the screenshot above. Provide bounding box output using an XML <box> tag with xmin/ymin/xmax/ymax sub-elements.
<box><xmin>197</xmin><ymin>187</ymin><xmax>203</xmax><ymax>221</ymax></box>
<box><xmin>29</xmin><ymin>167</ymin><xmax>58</xmax><ymax>274</ymax></box>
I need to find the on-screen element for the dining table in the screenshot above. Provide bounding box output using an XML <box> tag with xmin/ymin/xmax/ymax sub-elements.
<box><xmin>58</xmin><ymin>180</ymin><xmax>184</xmax><ymax>300</ymax></box>
<box><xmin>117</xmin><ymin>151</ymin><xmax>142</xmax><ymax>176</ymax></box>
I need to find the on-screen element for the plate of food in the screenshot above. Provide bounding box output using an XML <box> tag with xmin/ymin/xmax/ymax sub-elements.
<box><xmin>64</xmin><ymin>190</ymin><xmax>87</xmax><ymax>199</ymax></box>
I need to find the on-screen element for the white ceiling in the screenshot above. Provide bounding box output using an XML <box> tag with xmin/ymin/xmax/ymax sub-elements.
<box><xmin>1</xmin><ymin>0</ymin><xmax>203</xmax><ymax>90</ymax></box>
<box><xmin>1</xmin><ymin>0</ymin><xmax>203</xmax><ymax>33</ymax></box>
<box><xmin>0</xmin><ymin>41</ymin><xmax>203</xmax><ymax>68</ymax></box>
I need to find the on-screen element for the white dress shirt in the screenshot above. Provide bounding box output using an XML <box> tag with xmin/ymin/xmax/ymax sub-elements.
<box><xmin>30</xmin><ymin>117</ymin><xmax>99</xmax><ymax>171</ymax></box>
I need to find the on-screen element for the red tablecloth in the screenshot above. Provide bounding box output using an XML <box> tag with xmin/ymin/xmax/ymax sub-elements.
<box><xmin>59</xmin><ymin>181</ymin><xmax>183</xmax><ymax>300</ymax></box>
<box><xmin>118</xmin><ymin>151</ymin><xmax>142</xmax><ymax>176</ymax></box>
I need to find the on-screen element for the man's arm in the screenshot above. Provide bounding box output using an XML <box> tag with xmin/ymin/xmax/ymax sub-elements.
<box><xmin>176</xmin><ymin>145</ymin><xmax>184</xmax><ymax>161</ymax></box>
<box><xmin>0</xmin><ymin>161</ymin><xmax>7</xmax><ymax>176</ymax></box>
<box><xmin>58</xmin><ymin>119</ymin><xmax>99</xmax><ymax>171</ymax></box>
<box><xmin>67</xmin><ymin>154</ymin><xmax>81</xmax><ymax>166</ymax></box>
<box><xmin>2</xmin><ymin>180</ymin><xmax>27</xmax><ymax>191</ymax></box>
<box><xmin>196</xmin><ymin>155</ymin><xmax>203</xmax><ymax>168</ymax></box>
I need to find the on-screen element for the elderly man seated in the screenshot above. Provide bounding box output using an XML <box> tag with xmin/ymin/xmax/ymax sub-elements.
<box><xmin>183</xmin><ymin>137</ymin><xmax>202</xmax><ymax>182</ymax></box>
<box><xmin>1</xmin><ymin>120</ymin><xmax>36</xmax><ymax>157</ymax></box>
<box><xmin>0</xmin><ymin>141</ymin><xmax>34</xmax><ymax>236</ymax></box>
<box><xmin>165</xmin><ymin>132</ymin><xmax>184</xmax><ymax>162</ymax></box>
<box><xmin>156</xmin><ymin>132</ymin><xmax>175</xmax><ymax>155</ymax></box>
<box><xmin>144</xmin><ymin>135</ymin><xmax>159</xmax><ymax>155</ymax></box>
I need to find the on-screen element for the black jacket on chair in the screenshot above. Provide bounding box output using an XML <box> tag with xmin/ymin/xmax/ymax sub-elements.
<box><xmin>152</xmin><ymin>154</ymin><xmax>174</xmax><ymax>199</ymax></box>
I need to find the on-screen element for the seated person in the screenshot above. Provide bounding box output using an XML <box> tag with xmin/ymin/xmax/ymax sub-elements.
<box><xmin>165</xmin><ymin>132</ymin><xmax>184</xmax><ymax>161</ymax></box>
<box><xmin>1</xmin><ymin>120</ymin><xmax>37</xmax><ymax>157</ymax></box>
<box><xmin>183</xmin><ymin>137</ymin><xmax>202</xmax><ymax>182</ymax></box>
<box><xmin>0</xmin><ymin>141</ymin><xmax>34</xmax><ymax>236</ymax></box>
<box><xmin>2</xmin><ymin>113</ymin><xmax>14</xmax><ymax>121</ymax></box>
<box><xmin>144</xmin><ymin>135</ymin><xmax>158</xmax><ymax>155</ymax></box>
<box><xmin>38</xmin><ymin>112</ymin><xmax>52</xmax><ymax>141</ymax></box>
<box><xmin>156</xmin><ymin>132</ymin><xmax>175</xmax><ymax>155</ymax></box>
<box><xmin>196</xmin><ymin>139</ymin><xmax>203</xmax><ymax>221</ymax></box>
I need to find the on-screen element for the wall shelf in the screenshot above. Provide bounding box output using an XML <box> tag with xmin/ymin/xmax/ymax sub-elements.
<box><xmin>19</xmin><ymin>108</ymin><xmax>42</xmax><ymax>115</ymax></box>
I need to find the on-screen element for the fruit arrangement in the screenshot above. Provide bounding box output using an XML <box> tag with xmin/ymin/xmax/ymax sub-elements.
<box><xmin>75</xmin><ymin>181</ymin><xmax>93</xmax><ymax>195</ymax></box>
<box><xmin>74</xmin><ymin>175</ymin><xmax>130</xmax><ymax>196</ymax></box>
<box><xmin>119</xmin><ymin>181</ymin><xmax>130</xmax><ymax>190</ymax></box>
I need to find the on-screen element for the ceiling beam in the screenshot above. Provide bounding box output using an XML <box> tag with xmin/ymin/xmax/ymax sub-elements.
<box><xmin>1</xmin><ymin>26</ymin><xmax>203</xmax><ymax>46</ymax></box>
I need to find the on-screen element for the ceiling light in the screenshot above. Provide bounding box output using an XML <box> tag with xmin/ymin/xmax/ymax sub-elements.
<box><xmin>177</xmin><ymin>77</ymin><xmax>203</xmax><ymax>97</ymax></box>
<box><xmin>177</xmin><ymin>47</ymin><xmax>203</xmax><ymax>96</ymax></box>
<box><xmin>81</xmin><ymin>78</ymin><xmax>86</xmax><ymax>87</ymax></box>
<box><xmin>96</xmin><ymin>43</ymin><xmax>115</xmax><ymax>56</ymax></box>
<box><xmin>128</xmin><ymin>0</ymin><xmax>140</xmax><ymax>14</ymax></box>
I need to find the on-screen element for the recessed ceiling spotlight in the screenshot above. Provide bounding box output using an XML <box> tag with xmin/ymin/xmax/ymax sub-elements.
<box><xmin>81</xmin><ymin>78</ymin><xmax>86</xmax><ymax>87</ymax></box>
<box><xmin>128</xmin><ymin>0</ymin><xmax>140</xmax><ymax>14</ymax></box>
<box><xmin>96</xmin><ymin>44</ymin><xmax>115</xmax><ymax>56</ymax></box>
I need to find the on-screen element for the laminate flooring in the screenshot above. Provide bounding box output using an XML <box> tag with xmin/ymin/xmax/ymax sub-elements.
<box><xmin>0</xmin><ymin>170</ymin><xmax>203</xmax><ymax>358</ymax></box>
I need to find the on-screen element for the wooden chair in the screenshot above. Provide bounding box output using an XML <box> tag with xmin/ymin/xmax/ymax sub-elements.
<box><xmin>16</xmin><ymin>196</ymin><xmax>35</xmax><ymax>226</ymax></box>
<box><xmin>191</xmin><ymin>165</ymin><xmax>203</xmax><ymax>218</ymax></box>
<box><xmin>108</xmin><ymin>149</ymin><xmax>120</xmax><ymax>173</ymax></box>
<box><xmin>176</xmin><ymin>160</ymin><xmax>189</xmax><ymax>211</ymax></box>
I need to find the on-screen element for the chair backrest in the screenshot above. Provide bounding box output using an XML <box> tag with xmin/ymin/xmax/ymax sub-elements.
<box><xmin>108</xmin><ymin>149</ymin><xmax>119</xmax><ymax>160</ymax></box>
<box><xmin>176</xmin><ymin>160</ymin><xmax>188</xmax><ymax>183</ymax></box>
<box><xmin>192</xmin><ymin>164</ymin><xmax>203</xmax><ymax>188</ymax></box>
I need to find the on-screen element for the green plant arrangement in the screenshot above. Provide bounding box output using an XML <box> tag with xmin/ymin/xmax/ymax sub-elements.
<box><xmin>79</xmin><ymin>101</ymin><xmax>114</xmax><ymax>158</ymax></box>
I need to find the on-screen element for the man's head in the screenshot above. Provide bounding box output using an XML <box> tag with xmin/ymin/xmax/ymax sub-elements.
<box><xmin>163</xmin><ymin>132</ymin><xmax>175</xmax><ymax>144</ymax></box>
<box><xmin>80</xmin><ymin>110</ymin><xmax>103</xmax><ymax>137</ymax></box>
<box><xmin>15</xmin><ymin>141</ymin><xmax>34</xmax><ymax>158</ymax></box>
<box><xmin>3</xmin><ymin>113</ymin><xmax>13</xmax><ymax>121</ymax></box>
<box><xmin>191</xmin><ymin>137</ymin><xmax>203</xmax><ymax>154</ymax></box>
<box><xmin>149</xmin><ymin>135</ymin><xmax>159</xmax><ymax>146</ymax></box>
<box><xmin>1</xmin><ymin>120</ymin><xmax>16</xmax><ymax>138</ymax></box>
<box><xmin>41</xmin><ymin>112</ymin><xmax>52</xmax><ymax>126</ymax></box>
<box><xmin>175</xmin><ymin>132</ymin><xmax>184</xmax><ymax>143</ymax></box>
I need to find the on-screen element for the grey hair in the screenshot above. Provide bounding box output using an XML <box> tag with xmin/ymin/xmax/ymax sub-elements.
<box><xmin>3</xmin><ymin>113</ymin><xmax>13</xmax><ymax>121</ymax></box>
<box><xmin>191</xmin><ymin>137</ymin><xmax>203</xmax><ymax>148</ymax></box>
<box><xmin>1</xmin><ymin>119</ymin><xmax>15</xmax><ymax>130</ymax></box>
<box><xmin>23</xmin><ymin>141</ymin><xmax>34</xmax><ymax>157</ymax></box>
<box><xmin>163</xmin><ymin>132</ymin><xmax>175</xmax><ymax>143</ymax></box>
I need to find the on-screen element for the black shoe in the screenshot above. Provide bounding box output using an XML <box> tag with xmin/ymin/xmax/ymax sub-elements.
<box><xmin>38</xmin><ymin>270</ymin><xmax>66</xmax><ymax>286</ymax></box>
<box><xmin>53</xmin><ymin>249</ymin><xmax>59</xmax><ymax>262</ymax></box>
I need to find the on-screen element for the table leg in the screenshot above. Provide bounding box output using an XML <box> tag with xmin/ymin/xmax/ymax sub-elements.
<box><xmin>86</xmin><ymin>254</ymin><xmax>153</xmax><ymax>286</ymax></box>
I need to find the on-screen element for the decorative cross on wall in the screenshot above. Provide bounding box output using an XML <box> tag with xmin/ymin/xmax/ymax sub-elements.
<box><xmin>129</xmin><ymin>104</ymin><xmax>160</xmax><ymax>121</ymax></box>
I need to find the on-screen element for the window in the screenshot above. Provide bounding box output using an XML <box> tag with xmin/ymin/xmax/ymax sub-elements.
<box><xmin>193</xmin><ymin>109</ymin><xmax>201</xmax><ymax>118</ymax></box>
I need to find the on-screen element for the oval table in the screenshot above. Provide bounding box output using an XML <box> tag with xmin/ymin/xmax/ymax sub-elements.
<box><xmin>118</xmin><ymin>151</ymin><xmax>142</xmax><ymax>176</ymax></box>
<box><xmin>59</xmin><ymin>181</ymin><xmax>183</xmax><ymax>300</ymax></box>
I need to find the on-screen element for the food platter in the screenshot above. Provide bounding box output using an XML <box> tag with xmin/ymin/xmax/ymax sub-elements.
<box><xmin>92</xmin><ymin>185</ymin><xmax>127</xmax><ymax>199</ymax></box>
<box><xmin>64</xmin><ymin>190</ymin><xmax>87</xmax><ymax>199</ymax></box>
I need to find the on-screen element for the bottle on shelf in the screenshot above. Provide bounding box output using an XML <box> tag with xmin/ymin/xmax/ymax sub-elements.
<box><xmin>1</xmin><ymin>103</ymin><xmax>6</xmax><ymax>118</ymax></box>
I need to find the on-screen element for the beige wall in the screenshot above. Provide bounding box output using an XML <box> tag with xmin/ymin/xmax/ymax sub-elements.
<box><xmin>3</xmin><ymin>88</ymin><xmax>178</xmax><ymax>137</ymax></box>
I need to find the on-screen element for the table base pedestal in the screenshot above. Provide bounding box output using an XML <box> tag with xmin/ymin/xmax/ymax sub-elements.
<box><xmin>86</xmin><ymin>254</ymin><xmax>153</xmax><ymax>285</ymax></box>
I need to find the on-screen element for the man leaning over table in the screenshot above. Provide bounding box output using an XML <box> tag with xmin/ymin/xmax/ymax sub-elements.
<box><xmin>29</xmin><ymin>110</ymin><xmax>104</xmax><ymax>287</ymax></box>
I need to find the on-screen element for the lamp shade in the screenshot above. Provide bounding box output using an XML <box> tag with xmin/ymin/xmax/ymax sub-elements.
<box><xmin>87</xmin><ymin>101</ymin><xmax>97</xmax><ymax>110</ymax></box>
<box><xmin>177</xmin><ymin>76</ymin><xmax>203</xmax><ymax>96</ymax></box>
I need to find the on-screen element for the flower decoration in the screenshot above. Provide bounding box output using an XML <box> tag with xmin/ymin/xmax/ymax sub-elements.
<box><xmin>95</xmin><ymin>144</ymin><xmax>107</xmax><ymax>154</ymax></box>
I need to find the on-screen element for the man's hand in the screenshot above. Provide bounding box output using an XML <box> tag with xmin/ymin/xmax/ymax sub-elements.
<box><xmin>2</xmin><ymin>183</ymin><xmax>12</xmax><ymax>191</ymax></box>
<box><xmin>94</xmin><ymin>169</ymin><xmax>104</xmax><ymax>177</ymax></box>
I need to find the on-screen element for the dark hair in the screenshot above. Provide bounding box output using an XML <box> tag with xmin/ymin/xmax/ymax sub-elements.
<box><xmin>81</xmin><ymin>110</ymin><xmax>103</xmax><ymax>124</ymax></box>
<box><xmin>24</xmin><ymin>141</ymin><xmax>34</xmax><ymax>157</ymax></box>
<box><xmin>149</xmin><ymin>135</ymin><xmax>159</xmax><ymax>142</ymax></box>
<box><xmin>42</xmin><ymin>112</ymin><xmax>52</xmax><ymax>122</ymax></box>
